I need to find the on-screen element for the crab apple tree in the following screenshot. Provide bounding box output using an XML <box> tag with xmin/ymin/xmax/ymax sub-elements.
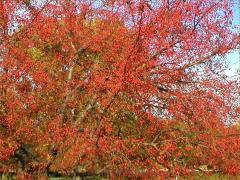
<box><xmin>0</xmin><ymin>0</ymin><xmax>240</xmax><ymax>179</ymax></box>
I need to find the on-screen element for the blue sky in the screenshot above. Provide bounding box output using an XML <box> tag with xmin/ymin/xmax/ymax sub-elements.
<box><xmin>226</xmin><ymin>0</ymin><xmax>240</xmax><ymax>77</ymax></box>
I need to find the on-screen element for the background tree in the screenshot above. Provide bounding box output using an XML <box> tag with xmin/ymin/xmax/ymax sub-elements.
<box><xmin>0</xmin><ymin>0</ymin><xmax>240</xmax><ymax>179</ymax></box>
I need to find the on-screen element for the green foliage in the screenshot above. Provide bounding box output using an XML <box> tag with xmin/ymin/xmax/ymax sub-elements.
<box><xmin>28</xmin><ymin>47</ymin><xmax>44</xmax><ymax>61</ymax></box>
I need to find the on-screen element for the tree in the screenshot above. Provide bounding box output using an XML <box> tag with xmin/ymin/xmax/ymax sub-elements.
<box><xmin>0</xmin><ymin>0</ymin><xmax>240</xmax><ymax>179</ymax></box>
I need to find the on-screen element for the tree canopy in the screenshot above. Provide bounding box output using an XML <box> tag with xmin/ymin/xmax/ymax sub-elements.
<box><xmin>0</xmin><ymin>0</ymin><xmax>240</xmax><ymax>179</ymax></box>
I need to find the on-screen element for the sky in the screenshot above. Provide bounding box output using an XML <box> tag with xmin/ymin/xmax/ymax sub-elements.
<box><xmin>225</xmin><ymin>0</ymin><xmax>240</xmax><ymax>78</ymax></box>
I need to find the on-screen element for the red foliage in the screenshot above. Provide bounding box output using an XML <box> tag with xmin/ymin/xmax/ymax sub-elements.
<box><xmin>0</xmin><ymin>0</ymin><xmax>240</xmax><ymax>178</ymax></box>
